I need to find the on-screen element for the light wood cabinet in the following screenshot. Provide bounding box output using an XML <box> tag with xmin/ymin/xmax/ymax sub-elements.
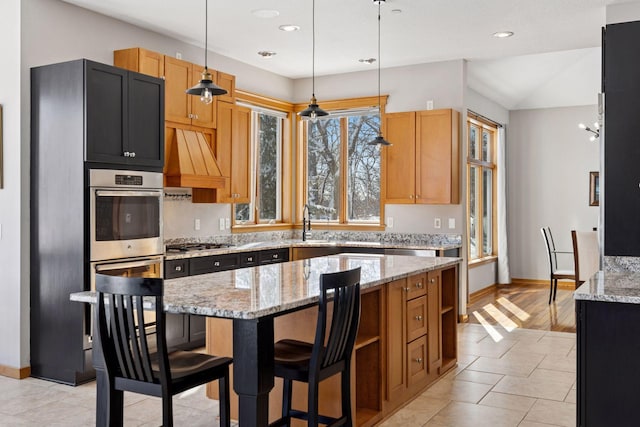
<box><xmin>383</xmin><ymin>108</ymin><xmax>460</xmax><ymax>204</ymax></box>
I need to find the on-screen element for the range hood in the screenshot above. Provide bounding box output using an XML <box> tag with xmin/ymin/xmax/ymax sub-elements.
<box><xmin>165</xmin><ymin>129</ymin><xmax>227</xmax><ymax>189</ymax></box>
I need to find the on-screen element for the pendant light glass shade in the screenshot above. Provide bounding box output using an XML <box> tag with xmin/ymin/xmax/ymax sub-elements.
<box><xmin>368</xmin><ymin>0</ymin><xmax>392</xmax><ymax>146</ymax></box>
<box><xmin>186</xmin><ymin>0</ymin><xmax>227</xmax><ymax>103</ymax></box>
<box><xmin>299</xmin><ymin>0</ymin><xmax>328</xmax><ymax>121</ymax></box>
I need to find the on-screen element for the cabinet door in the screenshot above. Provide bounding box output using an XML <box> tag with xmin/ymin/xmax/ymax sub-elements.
<box><xmin>216</xmin><ymin>102</ymin><xmax>234</xmax><ymax>202</ymax></box>
<box><xmin>216</xmin><ymin>70</ymin><xmax>236</xmax><ymax>103</ymax></box>
<box><xmin>416</xmin><ymin>109</ymin><xmax>460</xmax><ymax>204</ymax></box>
<box><xmin>114</xmin><ymin>47</ymin><xmax>164</xmax><ymax>78</ymax></box>
<box><xmin>386</xmin><ymin>278</ymin><xmax>407</xmax><ymax>402</ymax></box>
<box><xmin>232</xmin><ymin>106</ymin><xmax>252</xmax><ymax>203</ymax></box>
<box><xmin>259</xmin><ymin>248</ymin><xmax>290</xmax><ymax>264</ymax></box>
<box><xmin>164</xmin><ymin>56</ymin><xmax>192</xmax><ymax>125</ymax></box>
<box><xmin>406</xmin><ymin>296</ymin><xmax>428</xmax><ymax>343</ymax></box>
<box><xmin>128</xmin><ymin>72</ymin><xmax>164</xmax><ymax>168</ymax></box>
<box><xmin>190</xmin><ymin>64</ymin><xmax>217</xmax><ymax>129</ymax></box>
<box><xmin>383</xmin><ymin>112</ymin><xmax>416</xmax><ymax>203</ymax></box>
<box><xmin>166</xmin><ymin>313</ymin><xmax>188</xmax><ymax>348</ymax></box>
<box><xmin>406</xmin><ymin>273</ymin><xmax>427</xmax><ymax>301</ymax></box>
<box><xmin>85</xmin><ymin>61</ymin><xmax>127</xmax><ymax>164</ymax></box>
<box><xmin>165</xmin><ymin>259</ymin><xmax>189</xmax><ymax>278</ymax></box>
<box><xmin>427</xmin><ymin>270</ymin><xmax>442</xmax><ymax>378</ymax></box>
<box><xmin>407</xmin><ymin>336</ymin><xmax>428</xmax><ymax>386</ymax></box>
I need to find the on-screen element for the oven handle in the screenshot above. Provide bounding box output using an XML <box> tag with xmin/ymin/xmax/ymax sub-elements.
<box><xmin>95</xmin><ymin>258</ymin><xmax>162</xmax><ymax>272</ymax></box>
<box><xmin>95</xmin><ymin>190</ymin><xmax>163</xmax><ymax>198</ymax></box>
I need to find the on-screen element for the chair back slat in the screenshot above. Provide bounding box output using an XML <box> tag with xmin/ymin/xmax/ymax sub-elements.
<box><xmin>96</xmin><ymin>274</ymin><xmax>168</xmax><ymax>385</ymax></box>
<box><xmin>541</xmin><ymin>227</ymin><xmax>557</xmax><ymax>272</ymax></box>
<box><xmin>310</xmin><ymin>267</ymin><xmax>361</xmax><ymax>372</ymax></box>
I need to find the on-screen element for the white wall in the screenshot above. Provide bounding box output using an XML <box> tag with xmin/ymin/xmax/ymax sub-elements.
<box><xmin>607</xmin><ymin>1</ymin><xmax>640</xmax><ymax>24</ymax></box>
<box><xmin>0</xmin><ymin>0</ymin><xmax>26</xmax><ymax>369</ymax></box>
<box><xmin>507</xmin><ymin>105</ymin><xmax>599</xmax><ymax>281</ymax></box>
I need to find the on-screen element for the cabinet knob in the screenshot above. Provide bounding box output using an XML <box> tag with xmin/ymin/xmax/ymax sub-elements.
<box><xmin>188</xmin><ymin>113</ymin><xmax>193</xmax><ymax>118</ymax></box>
<box><xmin>414</xmin><ymin>315</ymin><xmax>423</xmax><ymax>321</ymax></box>
<box><xmin>123</xmin><ymin>151</ymin><xmax>130</xmax><ymax>157</ymax></box>
<box><xmin>247</xmin><ymin>257</ymin><xmax>253</xmax><ymax>262</ymax></box>
<box><xmin>409</xmin><ymin>194</ymin><xmax>414</xmax><ymax>199</ymax></box>
<box><xmin>195</xmin><ymin>114</ymin><xmax>199</xmax><ymax>119</ymax></box>
<box><xmin>175</xmin><ymin>266</ymin><xmax>182</xmax><ymax>272</ymax></box>
<box><xmin>273</xmin><ymin>254</ymin><xmax>279</xmax><ymax>259</ymax></box>
<box><xmin>214</xmin><ymin>261</ymin><xmax>220</xmax><ymax>267</ymax></box>
<box><xmin>130</xmin><ymin>152</ymin><xmax>136</xmax><ymax>158</ymax></box>
<box><xmin>430</xmin><ymin>278</ymin><xmax>435</xmax><ymax>283</ymax></box>
<box><xmin>414</xmin><ymin>357</ymin><xmax>423</xmax><ymax>364</ymax></box>
<box><xmin>404</xmin><ymin>287</ymin><xmax>411</xmax><ymax>292</ymax></box>
<box><xmin>415</xmin><ymin>282</ymin><xmax>423</xmax><ymax>288</ymax></box>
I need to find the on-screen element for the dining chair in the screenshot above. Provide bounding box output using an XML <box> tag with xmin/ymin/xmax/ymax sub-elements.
<box><xmin>541</xmin><ymin>227</ymin><xmax>575</xmax><ymax>304</ymax></box>
<box><xmin>270</xmin><ymin>267</ymin><xmax>361</xmax><ymax>427</ymax></box>
<box><xmin>571</xmin><ymin>230</ymin><xmax>600</xmax><ymax>288</ymax></box>
<box><xmin>95</xmin><ymin>274</ymin><xmax>232</xmax><ymax>427</ymax></box>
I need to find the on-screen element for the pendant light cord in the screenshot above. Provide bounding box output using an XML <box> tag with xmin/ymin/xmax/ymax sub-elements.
<box><xmin>312</xmin><ymin>0</ymin><xmax>316</xmax><ymax>97</ymax></box>
<box><xmin>204</xmin><ymin>0</ymin><xmax>208</xmax><ymax>70</ymax></box>
<box><xmin>378</xmin><ymin>1</ymin><xmax>381</xmax><ymax>115</ymax></box>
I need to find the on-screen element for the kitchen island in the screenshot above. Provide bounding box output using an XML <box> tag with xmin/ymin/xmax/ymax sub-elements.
<box><xmin>574</xmin><ymin>271</ymin><xmax>640</xmax><ymax>427</ymax></box>
<box><xmin>72</xmin><ymin>253</ymin><xmax>460</xmax><ymax>427</ymax></box>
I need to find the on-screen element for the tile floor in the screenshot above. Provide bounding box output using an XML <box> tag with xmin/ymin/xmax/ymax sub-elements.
<box><xmin>0</xmin><ymin>323</ymin><xmax>576</xmax><ymax>426</ymax></box>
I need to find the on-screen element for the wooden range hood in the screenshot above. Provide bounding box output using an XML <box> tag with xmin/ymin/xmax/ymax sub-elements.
<box><xmin>165</xmin><ymin>129</ymin><xmax>227</xmax><ymax>189</ymax></box>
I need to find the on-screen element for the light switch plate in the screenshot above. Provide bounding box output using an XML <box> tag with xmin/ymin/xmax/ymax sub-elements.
<box><xmin>426</xmin><ymin>100</ymin><xmax>434</xmax><ymax>110</ymax></box>
<box><xmin>194</xmin><ymin>218</ymin><xmax>201</xmax><ymax>230</ymax></box>
<box><xmin>387</xmin><ymin>217</ymin><xmax>394</xmax><ymax>228</ymax></box>
<box><xmin>219</xmin><ymin>218</ymin><xmax>225</xmax><ymax>231</ymax></box>
<box><xmin>225</xmin><ymin>218</ymin><xmax>231</xmax><ymax>229</ymax></box>
<box><xmin>434</xmin><ymin>218</ymin><xmax>441</xmax><ymax>229</ymax></box>
<box><xmin>448</xmin><ymin>218</ymin><xmax>456</xmax><ymax>229</ymax></box>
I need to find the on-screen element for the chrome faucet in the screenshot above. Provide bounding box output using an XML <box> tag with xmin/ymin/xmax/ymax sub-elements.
<box><xmin>302</xmin><ymin>204</ymin><xmax>312</xmax><ymax>241</ymax></box>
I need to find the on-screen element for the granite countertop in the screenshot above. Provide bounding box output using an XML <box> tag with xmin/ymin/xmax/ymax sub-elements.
<box><xmin>574</xmin><ymin>271</ymin><xmax>640</xmax><ymax>304</ymax></box>
<box><xmin>71</xmin><ymin>254</ymin><xmax>461</xmax><ymax>319</ymax></box>
<box><xmin>165</xmin><ymin>239</ymin><xmax>462</xmax><ymax>260</ymax></box>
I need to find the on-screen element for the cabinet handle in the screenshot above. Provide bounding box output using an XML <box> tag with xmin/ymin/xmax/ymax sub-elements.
<box><xmin>414</xmin><ymin>357</ymin><xmax>423</xmax><ymax>364</ymax></box>
<box><xmin>404</xmin><ymin>287</ymin><xmax>411</xmax><ymax>292</ymax></box>
<box><xmin>123</xmin><ymin>151</ymin><xmax>130</xmax><ymax>157</ymax></box>
<box><xmin>247</xmin><ymin>257</ymin><xmax>253</xmax><ymax>262</ymax></box>
<box><xmin>414</xmin><ymin>315</ymin><xmax>423</xmax><ymax>321</ymax></box>
<box><xmin>430</xmin><ymin>278</ymin><xmax>435</xmax><ymax>283</ymax></box>
<box><xmin>273</xmin><ymin>254</ymin><xmax>279</xmax><ymax>259</ymax></box>
<box><xmin>214</xmin><ymin>261</ymin><xmax>220</xmax><ymax>267</ymax></box>
<box><xmin>175</xmin><ymin>266</ymin><xmax>182</xmax><ymax>272</ymax></box>
<box><xmin>415</xmin><ymin>282</ymin><xmax>423</xmax><ymax>288</ymax></box>
<box><xmin>130</xmin><ymin>152</ymin><xmax>136</xmax><ymax>158</ymax></box>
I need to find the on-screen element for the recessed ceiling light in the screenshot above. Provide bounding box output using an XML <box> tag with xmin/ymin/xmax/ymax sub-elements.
<box><xmin>258</xmin><ymin>51</ymin><xmax>277</xmax><ymax>58</ymax></box>
<box><xmin>252</xmin><ymin>9</ymin><xmax>280</xmax><ymax>19</ymax></box>
<box><xmin>359</xmin><ymin>58</ymin><xmax>376</xmax><ymax>64</ymax></box>
<box><xmin>279</xmin><ymin>24</ymin><xmax>300</xmax><ymax>32</ymax></box>
<box><xmin>391</xmin><ymin>9</ymin><xmax>402</xmax><ymax>14</ymax></box>
<box><xmin>493</xmin><ymin>31</ymin><xmax>514</xmax><ymax>38</ymax></box>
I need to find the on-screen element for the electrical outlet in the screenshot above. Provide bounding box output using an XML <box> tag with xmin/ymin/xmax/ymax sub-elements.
<box><xmin>225</xmin><ymin>218</ymin><xmax>231</xmax><ymax>229</ymax></box>
<box><xmin>426</xmin><ymin>100</ymin><xmax>434</xmax><ymax>110</ymax></box>
<box><xmin>219</xmin><ymin>218</ymin><xmax>225</xmax><ymax>231</ymax></box>
<box><xmin>387</xmin><ymin>217</ymin><xmax>394</xmax><ymax>228</ymax></box>
<box><xmin>194</xmin><ymin>218</ymin><xmax>201</xmax><ymax>230</ymax></box>
<box><xmin>448</xmin><ymin>218</ymin><xmax>456</xmax><ymax>229</ymax></box>
<box><xmin>434</xmin><ymin>218</ymin><xmax>441</xmax><ymax>229</ymax></box>
<box><xmin>176</xmin><ymin>52</ymin><xmax>182</xmax><ymax>59</ymax></box>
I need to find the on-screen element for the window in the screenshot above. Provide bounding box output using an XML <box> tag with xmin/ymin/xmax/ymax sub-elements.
<box><xmin>305</xmin><ymin>109</ymin><xmax>381</xmax><ymax>224</ymax></box>
<box><xmin>235</xmin><ymin>107</ymin><xmax>286</xmax><ymax>224</ymax></box>
<box><xmin>467</xmin><ymin>113</ymin><xmax>497</xmax><ymax>261</ymax></box>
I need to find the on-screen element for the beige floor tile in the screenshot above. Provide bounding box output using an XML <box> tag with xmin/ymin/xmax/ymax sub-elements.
<box><xmin>518</xmin><ymin>422</ymin><xmax>563</xmax><ymax>427</ymax></box>
<box><xmin>425</xmin><ymin>401</ymin><xmax>526</xmax><ymax>427</ymax></box>
<box><xmin>422</xmin><ymin>378</ymin><xmax>492</xmax><ymax>404</ymax></box>
<box><xmin>458</xmin><ymin>337</ymin><xmax>518</xmax><ymax>358</ymax></box>
<box><xmin>466</xmin><ymin>352</ymin><xmax>545</xmax><ymax>377</ymax></box>
<box><xmin>379</xmin><ymin>396</ymin><xmax>449</xmax><ymax>427</ymax></box>
<box><xmin>509</xmin><ymin>337</ymin><xmax>574</xmax><ymax>357</ymax></box>
<box><xmin>492</xmin><ymin>369</ymin><xmax>574</xmax><ymax>401</ymax></box>
<box><xmin>564</xmin><ymin>388</ymin><xmax>576</xmax><ymax>404</ymax></box>
<box><xmin>523</xmin><ymin>399</ymin><xmax>576</xmax><ymax>427</ymax></box>
<box><xmin>455</xmin><ymin>369</ymin><xmax>504</xmax><ymax>385</ymax></box>
<box><xmin>479</xmin><ymin>391</ymin><xmax>537</xmax><ymax>412</ymax></box>
<box><xmin>538</xmin><ymin>353</ymin><xmax>576</xmax><ymax>373</ymax></box>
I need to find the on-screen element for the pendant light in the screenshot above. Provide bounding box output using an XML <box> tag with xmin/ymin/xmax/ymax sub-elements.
<box><xmin>298</xmin><ymin>0</ymin><xmax>328</xmax><ymax>122</ymax></box>
<box><xmin>186</xmin><ymin>0</ymin><xmax>227</xmax><ymax>104</ymax></box>
<box><xmin>368</xmin><ymin>0</ymin><xmax>392</xmax><ymax>146</ymax></box>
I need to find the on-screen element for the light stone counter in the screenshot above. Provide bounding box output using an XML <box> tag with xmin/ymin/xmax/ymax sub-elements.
<box><xmin>71</xmin><ymin>254</ymin><xmax>460</xmax><ymax>319</ymax></box>
<box><xmin>574</xmin><ymin>270</ymin><xmax>640</xmax><ymax>304</ymax></box>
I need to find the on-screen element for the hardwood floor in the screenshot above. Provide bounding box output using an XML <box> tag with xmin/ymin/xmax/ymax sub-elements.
<box><xmin>467</xmin><ymin>282</ymin><xmax>576</xmax><ymax>333</ymax></box>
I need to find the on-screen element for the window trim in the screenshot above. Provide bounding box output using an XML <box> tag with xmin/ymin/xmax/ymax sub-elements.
<box><xmin>295</xmin><ymin>96</ymin><xmax>388</xmax><ymax>229</ymax></box>
<box><xmin>467</xmin><ymin>114</ymin><xmax>498</xmax><ymax>261</ymax></box>
<box><xmin>231</xmin><ymin>90</ymin><xmax>294</xmax><ymax>232</ymax></box>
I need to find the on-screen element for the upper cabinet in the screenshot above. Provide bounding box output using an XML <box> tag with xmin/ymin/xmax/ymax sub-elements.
<box><xmin>383</xmin><ymin>109</ymin><xmax>460</xmax><ymax>204</ymax></box>
<box><xmin>85</xmin><ymin>60</ymin><xmax>164</xmax><ymax>169</ymax></box>
<box><xmin>115</xmin><ymin>47</ymin><xmax>237</xmax><ymax>130</ymax></box>
<box><xmin>214</xmin><ymin>102</ymin><xmax>251</xmax><ymax>203</ymax></box>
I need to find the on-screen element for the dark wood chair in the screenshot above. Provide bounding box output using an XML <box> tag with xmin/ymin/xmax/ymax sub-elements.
<box><xmin>270</xmin><ymin>267</ymin><xmax>361</xmax><ymax>427</ymax></box>
<box><xmin>541</xmin><ymin>227</ymin><xmax>575</xmax><ymax>304</ymax></box>
<box><xmin>95</xmin><ymin>274</ymin><xmax>232</xmax><ymax>427</ymax></box>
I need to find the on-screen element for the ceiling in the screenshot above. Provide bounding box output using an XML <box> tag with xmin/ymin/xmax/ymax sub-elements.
<box><xmin>62</xmin><ymin>0</ymin><xmax>624</xmax><ymax>109</ymax></box>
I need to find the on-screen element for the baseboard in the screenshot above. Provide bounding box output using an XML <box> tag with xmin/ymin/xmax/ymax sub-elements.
<box><xmin>0</xmin><ymin>364</ymin><xmax>31</xmax><ymax>379</ymax></box>
<box><xmin>510</xmin><ymin>278</ymin><xmax>576</xmax><ymax>290</ymax></box>
<box><xmin>468</xmin><ymin>284</ymin><xmax>498</xmax><ymax>304</ymax></box>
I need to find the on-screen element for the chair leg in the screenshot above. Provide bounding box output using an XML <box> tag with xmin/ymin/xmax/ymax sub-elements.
<box><xmin>548</xmin><ymin>277</ymin><xmax>554</xmax><ymax>304</ymax></box>
<box><xmin>282</xmin><ymin>378</ymin><xmax>293</xmax><ymax>423</ymax></box>
<box><xmin>553</xmin><ymin>279</ymin><xmax>558</xmax><ymax>302</ymax></box>
<box><xmin>307</xmin><ymin>379</ymin><xmax>319</xmax><ymax>427</ymax></box>
<box><xmin>218</xmin><ymin>372</ymin><xmax>231</xmax><ymax>427</ymax></box>
<box><xmin>162</xmin><ymin>395</ymin><xmax>173</xmax><ymax>427</ymax></box>
<box><xmin>341</xmin><ymin>368</ymin><xmax>353</xmax><ymax>426</ymax></box>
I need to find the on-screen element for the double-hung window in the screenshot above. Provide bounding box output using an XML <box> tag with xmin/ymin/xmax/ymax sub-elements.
<box><xmin>467</xmin><ymin>113</ymin><xmax>497</xmax><ymax>261</ymax></box>
<box><xmin>304</xmin><ymin>107</ymin><xmax>382</xmax><ymax>225</ymax></box>
<box><xmin>235</xmin><ymin>106</ymin><xmax>287</xmax><ymax>225</ymax></box>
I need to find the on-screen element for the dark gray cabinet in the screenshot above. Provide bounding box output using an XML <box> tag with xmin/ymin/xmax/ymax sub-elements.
<box><xmin>604</xmin><ymin>20</ymin><xmax>640</xmax><ymax>256</ymax></box>
<box><xmin>85</xmin><ymin>60</ymin><xmax>164</xmax><ymax>170</ymax></box>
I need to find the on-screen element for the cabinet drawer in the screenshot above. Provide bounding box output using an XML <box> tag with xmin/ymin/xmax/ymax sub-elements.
<box><xmin>407</xmin><ymin>336</ymin><xmax>428</xmax><ymax>386</ymax></box>
<box><xmin>406</xmin><ymin>296</ymin><xmax>428</xmax><ymax>342</ymax></box>
<box><xmin>190</xmin><ymin>253</ymin><xmax>239</xmax><ymax>275</ymax></box>
<box><xmin>165</xmin><ymin>259</ymin><xmax>189</xmax><ymax>279</ymax></box>
<box><xmin>406</xmin><ymin>273</ymin><xmax>427</xmax><ymax>300</ymax></box>
<box><xmin>259</xmin><ymin>248</ymin><xmax>289</xmax><ymax>264</ymax></box>
<box><xmin>239</xmin><ymin>251</ymin><xmax>259</xmax><ymax>267</ymax></box>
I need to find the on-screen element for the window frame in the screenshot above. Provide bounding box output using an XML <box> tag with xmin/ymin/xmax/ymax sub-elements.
<box><xmin>467</xmin><ymin>113</ymin><xmax>498</xmax><ymax>263</ymax></box>
<box><xmin>295</xmin><ymin>96</ymin><xmax>388</xmax><ymax>230</ymax></box>
<box><xmin>232</xmin><ymin>90</ymin><xmax>294</xmax><ymax>232</ymax></box>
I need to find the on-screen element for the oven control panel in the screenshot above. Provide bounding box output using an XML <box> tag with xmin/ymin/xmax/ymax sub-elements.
<box><xmin>115</xmin><ymin>174</ymin><xmax>143</xmax><ymax>186</ymax></box>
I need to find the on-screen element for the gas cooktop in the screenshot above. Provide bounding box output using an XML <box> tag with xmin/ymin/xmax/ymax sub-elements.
<box><xmin>165</xmin><ymin>243</ymin><xmax>234</xmax><ymax>253</ymax></box>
